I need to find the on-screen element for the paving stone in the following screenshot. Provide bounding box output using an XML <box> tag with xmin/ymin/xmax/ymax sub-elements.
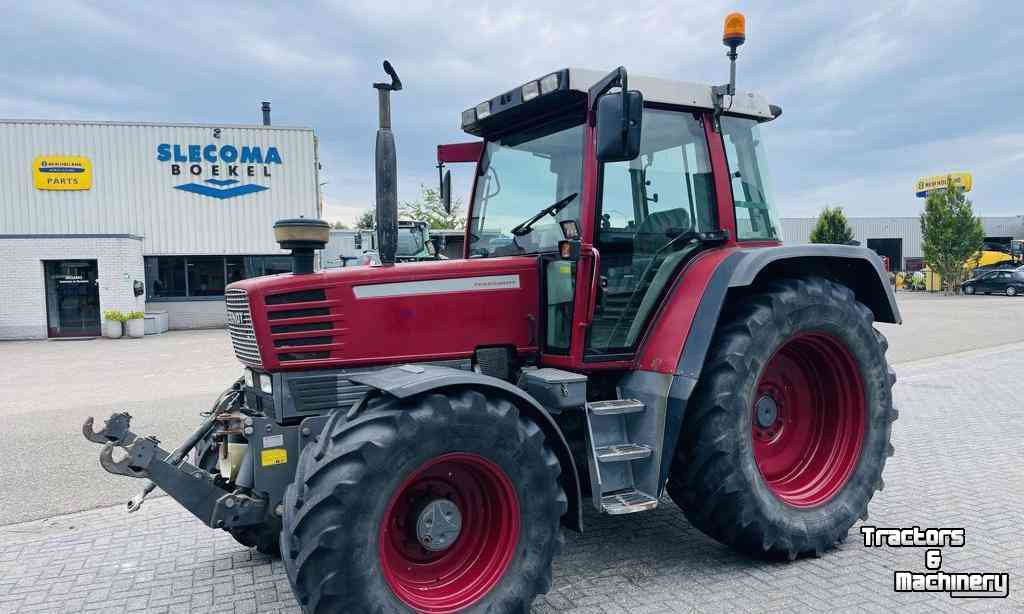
<box><xmin>1</xmin><ymin>344</ymin><xmax>1021</xmax><ymax>612</ymax></box>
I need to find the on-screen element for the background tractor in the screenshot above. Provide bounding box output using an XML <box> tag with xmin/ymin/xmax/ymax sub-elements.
<box><xmin>85</xmin><ymin>14</ymin><xmax>899</xmax><ymax>614</ymax></box>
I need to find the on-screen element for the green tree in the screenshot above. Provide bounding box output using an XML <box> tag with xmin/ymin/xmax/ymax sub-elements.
<box><xmin>809</xmin><ymin>206</ymin><xmax>855</xmax><ymax>244</ymax></box>
<box><xmin>355</xmin><ymin>209</ymin><xmax>375</xmax><ymax>229</ymax></box>
<box><xmin>400</xmin><ymin>184</ymin><xmax>465</xmax><ymax>230</ymax></box>
<box><xmin>920</xmin><ymin>178</ymin><xmax>984</xmax><ymax>293</ymax></box>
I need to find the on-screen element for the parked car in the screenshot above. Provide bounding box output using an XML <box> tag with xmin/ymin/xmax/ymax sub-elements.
<box><xmin>961</xmin><ymin>269</ymin><xmax>1024</xmax><ymax>296</ymax></box>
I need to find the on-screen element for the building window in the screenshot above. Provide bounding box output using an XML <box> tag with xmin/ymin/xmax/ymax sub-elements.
<box><xmin>145</xmin><ymin>255</ymin><xmax>292</xmax><ymax>300</ymax></box>
<box><xmin>146</xmin><ymin>256</ymin><xmax>187</xmax><ymax>298</ymax></box>
<box><xmin>187</xmin><ymin>256</ymin><xmax>226</xmax><ymax>297</ymax></box>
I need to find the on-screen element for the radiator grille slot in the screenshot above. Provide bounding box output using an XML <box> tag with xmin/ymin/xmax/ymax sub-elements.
<box><xmin>266</xmin><ymin>289</ymin><xmax>327</xmax><ymax>305</ymax></box>
<box><xmin>274</xmin><ymin>336</ymin><xmax>333</xmax><ymax>348</ymax></box>
<box><xmin>271</xmin><ymin>322</ymin><xmax>333</xmax><ymax>334</ymax></box>
<box><xmin>225</xmin><ymin>289</ymin><xmax>262</xmax><ymax>368</ymax></box>
<box><xmin>267</xmin><ymin>307</ymin><xmax>330</xmax><ymax>320</ymax></box>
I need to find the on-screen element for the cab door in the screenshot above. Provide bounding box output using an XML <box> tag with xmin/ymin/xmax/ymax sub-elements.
<box><xmin>583</xmin><ymin>108</ymin><xmax>720</xmax><ymax>360</ymax></box>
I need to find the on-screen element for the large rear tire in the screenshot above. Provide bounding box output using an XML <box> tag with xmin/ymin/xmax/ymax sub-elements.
<box><xmin>666</xmin><ymin>277</ymin><xmax>897</xmax><ymax>560</ymax></box>
<box><xmin>281</xmin><ymin>388</ymin><xmax>566</xmax><ymax>613</ymax></box>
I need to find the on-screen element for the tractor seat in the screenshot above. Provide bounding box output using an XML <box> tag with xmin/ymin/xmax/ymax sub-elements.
<box><xmin>633</xmin><ymin>209</ymin><xmax>691</xmax><ymax>255</ymax></box>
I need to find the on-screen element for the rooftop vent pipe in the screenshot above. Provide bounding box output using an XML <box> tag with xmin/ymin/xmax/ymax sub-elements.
<box><xmin>262</xmin><ymin>101</ymin><xmax>272</xmax><ymax>126</ymax></box>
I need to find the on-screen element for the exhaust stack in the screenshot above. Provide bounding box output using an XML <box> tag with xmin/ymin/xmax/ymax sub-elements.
<box><xmin>262</xmin><ymin>101</ymin><xmax>272</xmax><ymax>126</ymax></box>
<box><xmin>373</xmin><ymin>61</ymin><xmax>402</xmax><ymax>266</ymax></box>
<box><xmin>273</xmin><ymin>218</ymin><xmax>329</xmax><ymax>275</ymax></box>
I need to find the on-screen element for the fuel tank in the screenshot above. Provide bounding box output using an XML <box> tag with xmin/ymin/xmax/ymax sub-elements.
<box><xmin>225</xmin><ymin>257</ymin><xmax>540</xmax><ymax>372</ymax></box>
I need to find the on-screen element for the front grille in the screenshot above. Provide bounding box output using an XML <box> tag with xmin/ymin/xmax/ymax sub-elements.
<box><xmin>225</xmin><ymin>288</ymin><xmax>262</xmax><ymax>368</ymax></box>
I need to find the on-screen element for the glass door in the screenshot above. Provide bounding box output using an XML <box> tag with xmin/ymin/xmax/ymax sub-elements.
<box><xmin>44</xmin><ymin>260</ymin><xmax>101</xmax><ymax>337</ymax></box>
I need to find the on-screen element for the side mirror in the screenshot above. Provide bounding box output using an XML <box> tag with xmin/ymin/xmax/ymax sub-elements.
<box><xmin>596</xmin><ymin>91</ymin><xmax>643</xmax><ymax>162</ymax></box>
<box><xmin>440</xmin><ymin>170</ymin><xmax>452</xmax><ymax>214</ymax></box>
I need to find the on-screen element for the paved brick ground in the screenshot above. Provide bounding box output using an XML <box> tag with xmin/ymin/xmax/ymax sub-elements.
<box><xmin>1</xmin><ymin>342</ymin><xmax>1021</xmax><ymax>613</ymax></box>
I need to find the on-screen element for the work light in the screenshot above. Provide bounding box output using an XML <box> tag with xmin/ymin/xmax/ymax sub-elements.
<box><xmin>259</xmin><ymin>373</ymin><xmax>273</xmax><ymax>395</ymax></box>
<box><xmin>522</xmin><ymin>80</ymin><xmax>540</xmax><ymax>102</ymax></box>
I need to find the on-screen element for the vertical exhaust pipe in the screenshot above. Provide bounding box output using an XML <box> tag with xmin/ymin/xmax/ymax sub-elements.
<box><xmin>262</xmin><ymin>101</ymin><xmax>272</xmax><ymax>126</ymax></box>
<box><xmin>373</xmin><ymin>61</ymin><xmax>402</xmax><ymax>266</ymax></box>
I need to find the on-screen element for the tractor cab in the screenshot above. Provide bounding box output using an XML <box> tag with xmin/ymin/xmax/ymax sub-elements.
<box><xmin>449</xmin><ymin>66</ymin><xmax>783</xmax><ymax>366</ymax></box>
<box><xmin>396</xmin><ymin>219</ymin><xmax>441</xmax><ymax>261</ymax></box>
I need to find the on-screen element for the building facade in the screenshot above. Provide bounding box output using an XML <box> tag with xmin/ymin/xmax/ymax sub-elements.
<box><xmin>781</xmin><ymin>216</ymin><xmax>1024</xmax><ymax>271</ymax></box>
<box><xmin>0</xmin><ymin>120</ymin><xmax>319</xmax><ymax>339</ymax></box>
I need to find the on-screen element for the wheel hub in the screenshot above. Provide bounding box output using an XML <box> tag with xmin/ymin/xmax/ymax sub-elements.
<box><xmin>754</xmin><ymin>395</ymin><xmax>779</xmax><ymax>429</ymax></box>
<box><xmin>415</xmin><ymin>498</ymin><xmax>462</xmax><ymax>552</ymax></box>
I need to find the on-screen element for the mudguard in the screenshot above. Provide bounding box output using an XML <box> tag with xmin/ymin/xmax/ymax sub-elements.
<box><xmin>348</xmin><ymin>365</ymin><xmax>584</xmax><ymax>532</ymax></box>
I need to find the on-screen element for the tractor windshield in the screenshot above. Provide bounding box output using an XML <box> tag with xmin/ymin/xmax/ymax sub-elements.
<box><xmin>468</xmin><ymin>115</ymin><xmax>584</xmax><ymax>258</ymax></box>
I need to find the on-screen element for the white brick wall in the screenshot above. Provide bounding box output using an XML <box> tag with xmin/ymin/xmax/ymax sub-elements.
<box><xmin>0</xmin><ymin>236</ymin><xmax>145</xmax><ymax>339</ymax></box>
<box><xmin>146</xmin><ymin>299</ymin><xmax>226</xmax><ymax>330</ymax></box>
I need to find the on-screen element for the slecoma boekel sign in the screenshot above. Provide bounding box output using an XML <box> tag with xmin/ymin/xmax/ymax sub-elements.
<box><xmin>156</xmin><ymin>143</ymin><xmax>283</xmax><ymax>199</ymax></box>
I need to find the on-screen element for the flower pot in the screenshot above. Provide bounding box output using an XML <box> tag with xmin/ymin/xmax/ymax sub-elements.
<box><xmin>104</xmin><ymin>320</ymin><xmax>123</xmax><ymax>339</ymax></box>
<box><xmin>125</xmin><ymin>318</ymin><xmax>145</xmax><ymax>338</ymax></box>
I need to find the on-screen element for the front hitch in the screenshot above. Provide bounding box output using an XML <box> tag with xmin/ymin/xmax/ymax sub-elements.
<box><xmin>82</xmin><ymin>411</ymin><xmax>267</xmax><ymax>530</ymax></box>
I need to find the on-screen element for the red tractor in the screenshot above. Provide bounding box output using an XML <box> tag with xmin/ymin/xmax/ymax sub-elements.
<box><xmin>85</xmin><ymin>14</ymin><xmax>899</xmax><ymax>614</ymax></box>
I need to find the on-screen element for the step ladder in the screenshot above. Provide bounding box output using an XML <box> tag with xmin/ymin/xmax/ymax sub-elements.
<box><xmin>584</xmin><ymin>398</ymin><xmax>659</xmax><ymax>515</ymax></box>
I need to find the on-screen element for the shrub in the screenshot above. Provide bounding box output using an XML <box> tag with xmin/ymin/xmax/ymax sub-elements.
<box><xmin>104</xmin><ymin>309</ymin><xmax>126</xmax><ymax>322</ymax></box>
<box><xmin>125</xmin><ymin>311</ymin><xmax>146</xmax><ymax>320</ymax></box>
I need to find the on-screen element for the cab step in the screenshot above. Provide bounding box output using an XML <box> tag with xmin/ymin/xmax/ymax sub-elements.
<box><xmin>600</xmin><ymin>489</ymin><xmax>659</xmax><ymax>515</ymax></box>
<box><xmin>587</xmin><ymin>399</ymin><xmax>645</xmax><ymax>415</ymax></box>
<box><xmin>596</xmin><ymin>443</ymin><xmax>652</xmax><ymax>463</ymax></box>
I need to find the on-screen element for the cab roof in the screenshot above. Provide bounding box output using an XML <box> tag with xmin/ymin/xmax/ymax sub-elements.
<box><xmin>461</xmin><ymin>67</ymin><xmax>777</xmax><ymax>137</ymax></box>
<box><xmin>567</xmin><ymin>68</ymin><xmax>774</xmax><ymax>120</ymax></box>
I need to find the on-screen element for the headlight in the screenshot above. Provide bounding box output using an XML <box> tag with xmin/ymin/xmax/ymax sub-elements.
<box><xmin>243</xmin><ymin>369</ymin><xmax>254</xmax><ymax>388</ymax></box>
<box><xmin>259</xmin><ymin>373</ymin><xmax>273</xmax><ymax>395</ymax></box>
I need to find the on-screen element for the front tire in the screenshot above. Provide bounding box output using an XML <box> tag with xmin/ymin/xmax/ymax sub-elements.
<box><xmin>1007</xmin><ymin>286</ymin><xmax>1017</xmax><ymax>297</ymax></box>
<box><xmin>666</xmin><ymin>277</ymin><xmax>897</xmax><ymax>560</ymax></box>
<box><xmin>281</xmin><ymin>389</ymin><xmax>566</xmax><ymax>613</ymax></box>
<box><xmin>964</xmin><ymin>285</ymin><xmax>975</xmax><ymax>295</ymax></box>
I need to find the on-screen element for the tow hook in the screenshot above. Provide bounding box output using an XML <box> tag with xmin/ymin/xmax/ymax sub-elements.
<box><xmin>83</xmin><ymin>411</ymin><xmax>219</xmax><ymax>514</ymax></box>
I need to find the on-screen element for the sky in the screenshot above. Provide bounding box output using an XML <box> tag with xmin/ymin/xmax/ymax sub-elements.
<box><xmin>3</xmin><ymin>1</ymin><xmax>1022</xmax><ymax>225</ymax></box>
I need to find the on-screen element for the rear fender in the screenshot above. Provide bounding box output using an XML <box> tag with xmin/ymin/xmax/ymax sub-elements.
<box><xmin>642</xmin><ymin>244</ymin><xmax>901</xmax><ymax>490</ymax></box>
<box><xmin>348</xmin><ymin>365</ymin><xmax>584</xmax><ymax>532</ymax></box>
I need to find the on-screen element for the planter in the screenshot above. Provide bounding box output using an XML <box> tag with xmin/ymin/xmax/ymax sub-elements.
<box><xmin>125</xmin><ymin>318</ymin><xmax>145</xmax><ymax>338</ymax></box>
<box><xmin>103</xmin><ymin>320</ymin><xmax>123</xmax><ymax>339</ymax></box>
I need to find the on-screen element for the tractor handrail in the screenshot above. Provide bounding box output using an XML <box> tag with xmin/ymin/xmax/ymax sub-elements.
<box><xmin>586</xmin><ymin>246</ymin><xmax>602</xmax><ymax>324</ymax></box>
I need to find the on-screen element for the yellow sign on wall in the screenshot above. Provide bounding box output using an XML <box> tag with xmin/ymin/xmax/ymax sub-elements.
<box><xmin>33</xmin><ymin>156</ymin><xmax>92</xmax><ymax>190</ymax></box>
<box><xmin>915</xmin><ymin>172</ymin><xmax>971</xmax><ymax>197</ymax></box>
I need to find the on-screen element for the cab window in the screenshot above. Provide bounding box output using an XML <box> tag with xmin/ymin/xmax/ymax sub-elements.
<box><xmin>721</xmin><ymin>116</ymin><xmax>781</xmax><ymax>241</ymax></box>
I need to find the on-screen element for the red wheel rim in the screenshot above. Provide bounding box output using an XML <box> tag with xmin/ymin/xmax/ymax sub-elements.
<box><xmin>379</xmin><ymin>453</ymin><xmax>520</xmax><ymax>613</ymax></box>
<box><xmin>752</xmin><ymin>332</ymin><xmax>865</xmax><ymax>508</ymax></box>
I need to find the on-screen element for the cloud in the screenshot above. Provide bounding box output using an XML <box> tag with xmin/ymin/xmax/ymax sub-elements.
<box><xmin>2</xmin><ymin>0</ymin><xmax>1021</xmax><ymax>219</ymax></box>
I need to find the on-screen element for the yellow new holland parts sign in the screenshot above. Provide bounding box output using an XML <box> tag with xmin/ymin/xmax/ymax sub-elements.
<box><xmin>33</xmin><ymin>155</ymin><xmax>92</xmax><ymax>190</ymax></box>
<box><xmin>915</xmin><ymin>172</ymin><xmax>971</xmax><ymax>198</ymax></box>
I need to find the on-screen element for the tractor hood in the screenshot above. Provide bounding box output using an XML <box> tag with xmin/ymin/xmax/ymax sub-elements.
<box><xmin>224</xmin><ymin>257</ymin><xmax>540</xmax><ymax>372</ymax></box>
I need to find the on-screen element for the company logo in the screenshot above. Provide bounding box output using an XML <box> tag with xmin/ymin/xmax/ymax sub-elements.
<box><xmin>157</xmin><ymin>143</ymin><xmax>282</xmax><ymax>200</ymax></box>
<box><xmin>33</xmin><ymin>155</ymin><xmax>92</xmax><ymax>190</ymax></box>
<box><xmin>226</xmin><ymin>311</ymin><xmax>247</xmax><ymax>326</ymax></box>
<box><xmin>862</xmin><ymin>526</ymin><xmax>1010</xmax><ymax>599</ymax></box>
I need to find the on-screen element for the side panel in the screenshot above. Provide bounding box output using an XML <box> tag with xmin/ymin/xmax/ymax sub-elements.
<box><xmin>635</xmin><ymin>247</ymin><xmax>737</xmax><ymax>374</ymax></box>
<box><xmin>232</xmin><ymin>257</ymin><xmax>540</xmax><ymax>371</ymax></box>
